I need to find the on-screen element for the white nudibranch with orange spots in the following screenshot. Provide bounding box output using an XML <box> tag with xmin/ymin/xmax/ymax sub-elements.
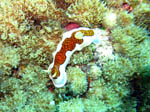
<box><xmin>45</xmin><ymin>27</ymin><xmax>108</xmax><ymax>88</ymax></box>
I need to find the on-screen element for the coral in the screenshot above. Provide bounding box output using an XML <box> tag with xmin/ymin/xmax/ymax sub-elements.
<box><xmin>117</xmin><ymin>10</ymin><xmax>134</xmax><ymax>26</ymax></box>
<box><xmin>0</xmin><ymin>64</ymin><xmax>55</xmax><ymax>112</ymax></box>
<box><xmin>88</xmin><ymin>64</ymin><xmax>102</xmax><ymax>80</ymax></box>
<box><xmin>0</xmin><ymin>0</ymin><xmax>63</xmax><ymax>66</ymax></box>
<box><xmin>94</xmin><ymin>30</ymin><xmax>114</xmax><ymax>63</ymax></box>
<box><xmin>65</xmin><ymin>0</ymin><xmax>76</xmax><ymax>4</ymax></box>
<box><xmin>127</xmin><ymin>0</ymin><xmax>150</xmax><ymax>8</ymax></box>
<box><xmin>66</xmin><ymin>0</ymin><xmax>107</xmax><ymax>27</ymax></box>
<box><xmin>86</xmin><ymin>78</ymin><xmax>132</xmax><ymax>111</ymax></box>
<box><xmin>58</xmin><ymin>98</ymin><xmax>84</xmax><ymax>112</ymax></box>
<box><xmin>86</xmin><ymin>79</ymin><xmax>105</xmax><ymax>99</ymax></box>
<box><xmin>0</xmin><ymin>90</ymin><xmax>27</xmax><ymax>112</ymax></box>
<box><xmin>0</xmin><ymin>77</ymin><xmax>23</xmax><ymax>95</ymax></box>
<box><xmin>0</xmin><ymin>45</ymin><xmax>20</xmax><ymax>75</ymax></box>
<box><xmin>83</xmin><ymin>97</ymin><xmax>108</xmax><ymax>112</ymax></box>
<box><xmin>111</xmin><ymin>24</ymin><xmax>148</xmax><ymax>57</ymax></box>
<box><xmin>104</xmin><ymin>0</ymin><xmax>123</xmax><ymax>8</ymax></box>
<box><xmin>133</xmin><ymin>3</ymin><xmax>150</xmax><ymax>30</ymax></box>
<box><xmin>67</xmin><ymin>67</ymin><xmax>87</xmax><ymax>95</ymax></box>
<box><xmin>131</xmin><ymin>38</ymin><xmax>150</xmax><ymax>73</ymax></box>
<box><xmin>0</xmin><ymin>89</ymin><xmax>55</xmax><ymax>112</ymax></box>
<box><xmin>55</xmin><ymin>0</ymin><xmax>72</xmax><ymax>10</ymax></box>
<box><xmin>70</xmin><ymin>44</ymin><xmax>95</xmax><ymax>65</ymax></box>
<box><xmin>24</xmin><ymin>0</ymin><xmax>65</xmax><ymax>22</ymax></box>
<box><xmin>102</xmin><ymin>55</ymin><xmax>135</xmax><ymax>83</ymax></box>
<box><xmin>102</xmin><ymin>10</ymin><xmax>117</xmax><ymax>29</ymax></box>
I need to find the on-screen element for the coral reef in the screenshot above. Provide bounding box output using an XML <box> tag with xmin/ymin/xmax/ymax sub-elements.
<box><xmin>0</xmin><ymin>0</ymin><xmax>150</xmax><ymax>111</ymax></box>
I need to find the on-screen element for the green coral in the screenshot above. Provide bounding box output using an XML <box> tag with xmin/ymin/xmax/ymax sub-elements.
<box><xmin>0</xmin><ymin>45</ymin><xmax>20</xmax><ymax>75</ymax></box>
<box><xmin>132</xmin><ymin>38</ymin><xmax>150</xmax><ymax>73</ymax></box>
<box><xmin>117</xmin><ymin>11</ymin><xmax>134</xmax><ymax>27</ymax></box>
<box><xmin>67</xmin><ymin>67</ymin><xmax>87</xmax><ymax>95</ymax></box>
<box><xmin>111</xmin><ymin>24</ymin><xmax>148</xmax><ymax>57</ymax></box>
<box><xmin>83</xmin><ymin>97</ymin><xmax>107</xmax><ymax>112</ymax></box>
<box><xmin>88</xmin><ymin>64</ymin><xmax>102</xmax><ymax>80</ymax></box>
<box><xmin>102</xmin><ymin>55</ymin><xmax>135</xmax><ymax>82</ymax></box>
<box><xmin>70</xmin><ymin>44</ymin><xmax>95</xmax><ymax>65</ymax></box>
<box><xmin>58</xmin><ymin>98</ymin><xmax>84</xmax><ymax>112</ymax></box>
<box><xmin>133</xmin><ymin>3</ymin><xmax>150</xmax><ymax>30</ymax></box>
<box><xmin>0</xmin><ymin>64</ymin><xmax>55</xmax><ymax>112</ymax></box>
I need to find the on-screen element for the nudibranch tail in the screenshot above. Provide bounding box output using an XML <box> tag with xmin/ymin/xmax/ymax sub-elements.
<box><xmin>51</xmin><ymin>65</ymin><xmax>60</xmax><ymax>78</ymax></box>
<box><xmin>49</xmin><ymin>70</ymin><xmax>67</xmax><ymax>88</ymax></box>
<box><xmin>46</xmin><ymin>27</ymin><xmax>104</xmax><ymax>88</ymax></box>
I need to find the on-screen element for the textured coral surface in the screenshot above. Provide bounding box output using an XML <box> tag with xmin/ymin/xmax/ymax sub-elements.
<box><xmin>0</xmin><ymin>0</ymin><xmax>150</xmax><ymax>112</ymax></box>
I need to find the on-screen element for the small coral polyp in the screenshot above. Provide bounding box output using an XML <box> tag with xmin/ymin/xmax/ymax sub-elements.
<box><xmin>46</xmin><ymin>27</ymin><xmax>103</xmax><ymax>88</ymax></box>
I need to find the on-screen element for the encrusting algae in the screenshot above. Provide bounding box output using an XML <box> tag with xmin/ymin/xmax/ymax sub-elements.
<box><xmin>0</xmin><ymin>0</ymin><xmax>150</xmax><ymax>112</ymax></box>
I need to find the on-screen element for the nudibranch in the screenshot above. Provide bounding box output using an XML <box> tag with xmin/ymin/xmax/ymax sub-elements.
<box><xmin>45</xmin><ymin>27</ymin><xmax>105</xmax><ymax>88</ymax></box>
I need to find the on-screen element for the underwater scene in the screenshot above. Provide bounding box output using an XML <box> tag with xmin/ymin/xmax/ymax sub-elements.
<box><xmin>0</xmin><ymin>0</ymin><xmax>150</xmax><ymax>112</ymax></box>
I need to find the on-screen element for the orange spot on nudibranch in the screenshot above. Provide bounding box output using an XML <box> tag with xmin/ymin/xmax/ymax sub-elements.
<box><xmin>51</xmin><ymin>30</ymin><xmax>94</xmax><ymax>78</ymax></box>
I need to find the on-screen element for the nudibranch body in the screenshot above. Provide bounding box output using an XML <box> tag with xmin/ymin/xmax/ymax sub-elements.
<box><xmin>46</xmin><ymin>27</ymin><xmax>106</xmax><ymax>88</ymax></box>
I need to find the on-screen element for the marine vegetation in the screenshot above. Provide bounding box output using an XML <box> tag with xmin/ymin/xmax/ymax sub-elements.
<box><xmin>0</xmin><ymin>0</ymin><xmax>150</xmax><ymax>112</ymax></box>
